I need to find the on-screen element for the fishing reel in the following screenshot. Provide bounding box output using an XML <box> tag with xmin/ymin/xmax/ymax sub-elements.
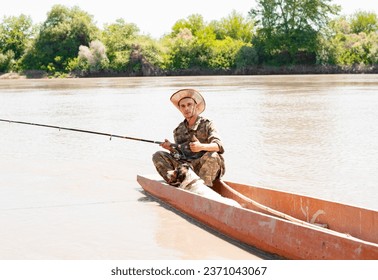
<box><xmin>170</xmin><ymin>143</ymin><xmax>186</xmax><ymax>160</ymax></box>
<box><xmin>170</xmin><ymin>143</ymin><xmax>204</xmax><ymax>161</ymax></box>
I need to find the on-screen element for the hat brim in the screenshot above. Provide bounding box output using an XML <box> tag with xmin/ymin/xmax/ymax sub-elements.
<box><xmin>170</xmin><ymin>89</ymin><xmax>206</xmax><ymax>115</ymax></box>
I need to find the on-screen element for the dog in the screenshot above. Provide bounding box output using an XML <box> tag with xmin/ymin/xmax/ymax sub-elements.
<box><xmin>167</xmin><ymin>163</ymin><xmax>241</xmax><ymax>208</ymax></box>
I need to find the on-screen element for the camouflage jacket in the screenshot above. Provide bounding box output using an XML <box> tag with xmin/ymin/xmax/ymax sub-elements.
<box><xmin>173</xmin><ymin>116</ymin><xmax>224</xmax><ymax>160</ymax></box>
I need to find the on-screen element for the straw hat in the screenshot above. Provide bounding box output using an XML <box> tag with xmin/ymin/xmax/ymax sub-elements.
<box><xmin>170</xmin><ymin>89</ymin><xmax>206</xmax><ymax>115</ymax></box>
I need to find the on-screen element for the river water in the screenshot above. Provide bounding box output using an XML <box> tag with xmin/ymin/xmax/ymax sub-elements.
<box><xmin>0</xmin><ymin>75</ymin><xmax>377</xmax><ymax>259</ymax></box>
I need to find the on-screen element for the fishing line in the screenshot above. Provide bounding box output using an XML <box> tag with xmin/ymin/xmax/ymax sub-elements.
<box><xmin>0</xmin><ymin>118</ymin><xmax>163</xmax><ymax>145</ymax></box>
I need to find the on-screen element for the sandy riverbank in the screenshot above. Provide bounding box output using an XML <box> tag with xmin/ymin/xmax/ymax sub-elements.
<box><xmin>2</xmin><ymin>63</ymin><xmax>378</xmax><ymax>80</ymax></box>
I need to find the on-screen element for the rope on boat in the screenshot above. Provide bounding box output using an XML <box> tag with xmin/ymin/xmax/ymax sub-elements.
<box><xmin>220</xmin><ymin>181</ymin><xmax>329</xmax><ymax>229</ymax></box>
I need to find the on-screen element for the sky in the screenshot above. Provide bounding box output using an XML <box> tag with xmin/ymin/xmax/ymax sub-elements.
<box><xmin>1</xmin><ymin>0</ymin><xmax>378</xmax><ymax>38</ymax></box>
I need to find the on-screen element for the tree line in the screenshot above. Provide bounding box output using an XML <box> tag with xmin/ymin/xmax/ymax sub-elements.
<box><xmin>0</xmin><ymin>0</ymin><xmax>377</xmax><ymax>78</ymax></box>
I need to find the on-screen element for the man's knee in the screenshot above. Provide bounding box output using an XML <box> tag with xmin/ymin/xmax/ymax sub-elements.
<box><xmin>202</xmin><ymin>152</ymin><xmax>222</xmax><ymax>165</ymax></box>
<box><xmin>152</xmin><ymin>151</ymin><xmax>167</xmax><ymax>165</ymax></box>
<box><xmin>198</xmin><ymin>152</ymin><xmax>225</xmax><ymax>183</ymax></box>
<box><xmin>152</xmin><ymin>150</ymin><xmax>180</xmax><ymax>174</ymax></box>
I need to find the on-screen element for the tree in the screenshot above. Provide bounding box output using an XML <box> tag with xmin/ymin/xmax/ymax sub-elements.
<box><xmin>212</xmin><ymin>11</ymin><xmax>254</xmax><ymax>43</ymax></box>
<box><xmin>208</xmin><ymin>37</ymin><xmax>247</xmax><ymax>69</ymax></box>
<box><xmin>250</xmin><ymin>0</ymin><xmax>340</xmax><ymax>65</ymax></box>
<box><xmin>170</xmin><ymin>14</ymin><xmax>206</xmax><ymax>37</ymax></box>
<box><xmin>76</xmin><ymin>40</ymin><xmax>109</xmax><ymax>73</ymax></box>
<box><xmin>101</xmin><ymin>18</ymin><xmax>139</xmax><ymax>71</ymax></box>
<box><xmin>0</xmin><ymin>15</ymin><xmax>34</xmax><ymax>60</ymax></box>
<box><xmin>20</xmin><ymin>5</ymin><xmax>99</xmax><ymax>73</ymax></box>
<box><xmin>350</xmin><ymin>11</ymin><xmax>378</xmax><ymax>34</ymax></box>
<box><xmin>163</xmin><ymin>28</ymin><xmax>197</xmax><ymax>70</ymax></box>
<box><xmin>0</xmin><ymin>14</ymin><xmax>35</xmax><ymax>71</ymax></box>
<box><xmin>101</xmin><ymin>18</ymin><xmax>163</xmax><ymax>74</ymax></box>
<box><xmin>163</xmin><ymin>13</ymin><xmax>256</xmax><ymax>71</ymax></box>
<box><xmin>0</xmin><ymin>51</ymin><xmax>15</xmax><ymax>72</ymax></box>
<box><xmin>164</xmin><ymin>15</ymin><xmax>212</xmax><ymax>70</ymax></box>
<box><xmin>320</xmin><ymin>12</ymin><xmax>378</xmax><ymax>65</ymax></box>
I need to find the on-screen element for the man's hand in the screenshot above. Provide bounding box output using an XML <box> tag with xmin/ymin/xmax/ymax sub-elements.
<box><xmin>189</xmin><ymin>135</ymin><xmax>203</xmax><ymax>152</ymax></box>
<box><xmin>189</xmin><ymin>135</ymin><xmax>220</xmax><ymax>153</ymax></box>
<box><xmin>189</xmin><ymin>139</ymin><xmax>203</xmax><ymax>152</ymax></box>
<box><xmin>161</xmin><ymin>139</ymin><xmax>173</xmax><ymax>151</ymax></box>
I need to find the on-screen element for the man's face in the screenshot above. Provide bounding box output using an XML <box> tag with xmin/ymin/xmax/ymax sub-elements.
<box><xmin>179</xmin><ymin>97</ymin><xmax>197</xmax><ymax>119</ymax></box>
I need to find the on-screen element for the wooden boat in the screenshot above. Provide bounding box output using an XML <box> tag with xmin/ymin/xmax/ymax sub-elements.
<box><xmin>137</xmin><ymin>175</ymin><xmax>378</xmax><ymax>260</ymax></box>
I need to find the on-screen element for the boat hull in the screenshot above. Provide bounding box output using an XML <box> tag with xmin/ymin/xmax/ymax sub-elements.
<box><xmin>137</xmin><ymin>175</ymin><xmax>378</xmax><ymax>260</ymax></box>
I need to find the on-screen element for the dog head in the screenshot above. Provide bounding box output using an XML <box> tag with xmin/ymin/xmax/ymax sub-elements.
<box><xmin>166</xmin><ymin>163</ymin><xmax>197</xmax><ymax>188</ymax></box>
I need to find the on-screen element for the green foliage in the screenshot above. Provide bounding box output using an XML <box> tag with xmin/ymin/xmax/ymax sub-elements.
<box><xmin>235</xmin><ymin>45</ymin><xmax>259</xmax><ymax>68</ymax></box>
<box><xmin>101</xmin><ymin>18</ymin><xmax>139</xmax><ymax>71</ymax></box>
<box><xmin>163</xmin><ymin>28</ymin><xmax>196</xmax><ymax>69</ymax></box>
<box><xmin>20</xmin><ymin>5</ymin><xmax>99</xmax><ymax>73</ymax></box>
<box><xmin>72</xmin><ymin>40</ymin><xmax>109</xmax><ymax>73</ymax></box>
<box><xmin>327</xmin><ymin>31</ymin><xmax>378</xmax><ymax>65</ymax></box>
<box><xmin>101</xmin><ymin>19</ymin><xmax>163</xmax><ymax>73</ymax></box>
<box><xmin>135</xmin><ymin>35</ymin><xmax>165</xmax><ymax>69</ymax></box>
<box><xmin>163</xmin><ymin>26</ymin><xmax>215</xmax><ymax>70</ymax></box>
<box><xmin>109</xmin><ymin>50</ymin><xmax>132</xmax><ymax>72</ymax></box>
<box><xmin>163</xmin><ymin>13</ymin><xmax>256</xmax><ymax>71</ymax></box>
<box><xmin>211</xmin><ymin>10</ymin><xmax>254</xmax><ymax>43</ymax></box>
<box><xmin>208</xmin><ymin>37</ymin><xmax>247</xmax><ymax>69</ymax></box>
<box><xmin>320</xmin><ymin>12</ymin><xmax>378</xmax><ymax>65</ymax></box>
<box><xmin>350</xmin><ymin>11</ymin><xmax>378</xmax><ymax>34</ymax></box>
<box><xmin>1</xmin><ymin>4</ymin><xmax>377</xmax><ymax>76</ymax></box>
<box><xmin>0</xmin><ymin>50</ymin><xmax>15</xmax><ymax>72</ymax></box>
<box><xmin>171</xmin><ymin>14</ymin><xmax>206</xmax><ymax>37</ymax></box>
<box><xmin>0</xmin><ymin>15</ymin><xmax>34</xmax><ymax>67</ymax></box>
<box><xmin>250</xmin><ymin>0</ymin><xmax>340</xmax><ymax>65</ymax></box>
<box><xmin>191</xmin><ymin>26</ymin><xmax>218</xmax><ymax>68</ymax></box>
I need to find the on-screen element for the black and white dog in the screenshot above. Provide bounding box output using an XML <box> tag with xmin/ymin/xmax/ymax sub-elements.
<box><xmin>167</xmin><ymin>163</ymin><xmax>241</xmax><ymax>207</ymax></box>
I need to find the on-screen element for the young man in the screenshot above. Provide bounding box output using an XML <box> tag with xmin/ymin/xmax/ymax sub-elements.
<box><xmin>152</xmin><ymin>89</ymin><xmax>225</xmax><ymax>187</ymax></box>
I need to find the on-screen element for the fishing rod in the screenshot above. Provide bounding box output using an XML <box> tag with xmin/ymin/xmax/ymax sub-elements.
<box><xmin>0</xmin><ymin>118</ymin><xmax>197</xmax><ymax>160</ymax></box>
<box><xmin>0</xmin><ymin>118</ymin><xmax>163</xmax><ymax>145</ymax></box>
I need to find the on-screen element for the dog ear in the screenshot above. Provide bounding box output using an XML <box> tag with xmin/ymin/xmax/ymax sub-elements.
<box><xmin>176</xmin><ymin>165</ymin><xmax>187</xmax><ymax>182</ymax></box>
<box><xmin>167</xmin><ymin>170</ymin><xmax>180</xmax><ymax>187</ymax></box>
<box><xmin>181</xmin><ymin>163</ymin><xmax>192</xmax><ymax>170</ymax></box>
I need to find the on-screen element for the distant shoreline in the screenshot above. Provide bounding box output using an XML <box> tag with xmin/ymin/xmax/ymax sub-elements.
<box><xmin>1</xmin><ymin>64</ymin><xmax>377</xmax><ymax>79</ymax></box>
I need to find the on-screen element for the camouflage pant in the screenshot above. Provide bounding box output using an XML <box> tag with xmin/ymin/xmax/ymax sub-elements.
<box><xmin>152</xmin><ymin>151</ymin><xmax>225</xmax><ymax>187</ymax></box>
